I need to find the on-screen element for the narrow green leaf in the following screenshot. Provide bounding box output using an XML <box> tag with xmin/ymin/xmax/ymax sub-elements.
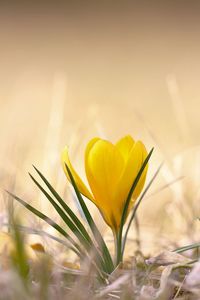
<box><xmin>65</xmin><ymin>163</ymin><xmax>114</xmax><ymax>273</ymax></box>
<box><xmin>29</xmin><ymin>173</ymin><xmax>107</xmax><ymax>272</ymax></box>
<box><xmin>117</xmin><ymin>148</ymin><xmax>154</xmax><ymax>264</ymax></box>
<box><xmin>173</xmin><ymin>243</ymin><xmax>200</xmax><ymax>254</ymax></box>
<box><xmin>6</xmin><ymin>190</ymin><xmax>82</xmax><ymax>257</ymax></box>
<box><xmin>29</xmin><ymin>174</ymin><xmax>88</xmax><ymax>246</ymax></box>
<box><xmin>122</xmin><ymin>162</ymin><xmax>162</xmax><ymax>256</ymax></box>
<box><xmin>11</xmin><ymin>220</ymin><xmax>29</xmax><ymax>286</ymax></box>
<box><xmin>7</xmin><ymin>224</ymin><xmax>74</xmax><ymax>249</ymax></box>
<box><xmin>33</xmin><ymin>166</ymin><xmax>92</xmax><ymax>245</ymax></box>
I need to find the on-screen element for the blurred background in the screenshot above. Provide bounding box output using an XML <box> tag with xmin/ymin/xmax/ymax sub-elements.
<box><xmin>1</xmin><ymin>0</ymin><xmax>200</xmax><ymax>257</ymax></box>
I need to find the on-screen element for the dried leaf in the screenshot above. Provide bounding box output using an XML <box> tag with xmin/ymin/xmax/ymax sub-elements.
<box><xmin>30</xmin><ymin>243</ymin><xmax>45</xmax><ymax>253</ymax></box>
<box><xmin>146</xmin><ymin>251</ymin><xmax>191</xmax><ymax>266</ymax></box>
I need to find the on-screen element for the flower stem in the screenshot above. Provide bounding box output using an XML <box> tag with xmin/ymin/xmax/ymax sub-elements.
<box><xmin>113</xmin><ymin>230</ymin><xmax>121</xmax><ymax>267</ymax></box>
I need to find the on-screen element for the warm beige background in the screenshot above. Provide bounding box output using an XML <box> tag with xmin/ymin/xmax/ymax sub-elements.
<box><xmin>1</xmin><ymin>1</ymin><xmax>200</xmax><ymax>255</ymax></box>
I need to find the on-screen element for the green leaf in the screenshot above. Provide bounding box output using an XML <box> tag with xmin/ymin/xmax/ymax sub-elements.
<box><xmin>7</xmin><ymin>224</ymin><xmax>74</xmax><ymax>249</ymax></box>
<box><xmin>33</xmin><ymin>166</ymin><xmax>92</xmax><ymax>246</ymax></box>
<box><xmin>173</xmin><ymin>242</ymin><xmax>200</xmax><ymax>254</ymax></box>
<box><xmin>117</xmin><ymin>148</ymin><xmax>154</xmax><ymax>265</ymax></box>
<box><xmin>6</xmin><ymin>190</ymin><xmax>82</xmax><ymax>257</ymax></box>
<box><xmin>11</xmin><ymin>220</ymin><xmax>29</xmax><ymax>286</ymax></box>
<box><xmin>65</xmin><ymin>163</ymin><xmax>114</xmax><ymax>274</ymax></box>
<box><xmin>122</xmin><ymin>162</ymin><xmax>162</xmax><ymax>256</ymax></box>
<box><xmin>29</xmin><ymin>174</ymin><xmax>88</xmax><ymax>246</ymax></box>
<box><xmin>29</xmin><ymin>173</ymin><xmax>107</xmax><ymax>273</ymax></box>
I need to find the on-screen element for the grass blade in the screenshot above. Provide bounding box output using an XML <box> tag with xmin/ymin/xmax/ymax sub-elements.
<box><xmin>11</xmin><ymin>220</ymin><xmax>29</xmax><ymax>287</ymax></box>
<box><xmin>173</xmin><ymin>243</ymin><xmax>200</xmax><ymax>254</ymax></box>
<box><xmin>65</xmin><ymin>163</ymin><xmax>114</xmax><ymax>274</ymax></box>
<box><xmin>29</xmin><ymin>174</ymin><xmax>89</xmax><ymax>246</ymax></box>
<box><xmin>6</xmin><ymin>223</ymin><xmax>74</xmax><ymax>248</ymax></box>
<box><xmin>117</xmin><ymin>148</ymin><xmax>154</xmax><ymax>264</ymax></box>
<box><xmin>29</xmin><ymin>173</ymin><xmax>107</xmax><ymax>272</ymax></box>
<box><xmin>33</xmin><ymin>166</ymin><xmax>92</xmax><ymax>246</ymax></box>
<box><xmin>122</xmin><ymin>162</ymin><xmax>162</xmax><ymax>256</ymax></box>
<box><xmin>6</xmin><ymin>190</ymin><xmax>82</xmax><ymax>257</ymax></box>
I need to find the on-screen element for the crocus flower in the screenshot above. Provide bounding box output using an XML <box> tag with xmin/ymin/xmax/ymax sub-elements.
<box><xmin>61</xmin><ymin>135</ymin><xmax>148</xmax><ymax>232</ymax></box>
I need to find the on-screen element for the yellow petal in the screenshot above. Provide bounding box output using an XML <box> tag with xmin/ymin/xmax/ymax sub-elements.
<box><xmin>116</xmin><ymin>141</ymin><xmax>148</xmax><ymax>210</ymax></box>
<box><xmin>115</xmin><ymin>135</ymin><xmax>135</xmax><ymax>163</ymax></box>
<box><xmin>85</xmin><ymin>137</ymin><xmax>100</xmax><ymax>163</ymax></box>
<box><xmin>131</xmin><ymin>143</ymin><xmax>148</xmax><ymax>199</ymax></box>
<box><xmin>61</xmin><ymin>146</ymin><xmax>94</xmax><ymax>201</ymax></box>
<box><xmin>85</xmin><ymin>139</ymin><xmax>124</xmax><ymax>229</ymax></box>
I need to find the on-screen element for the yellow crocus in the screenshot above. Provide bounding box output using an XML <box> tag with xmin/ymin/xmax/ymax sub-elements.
<box><xmin>61</xmin><ymin>135</ymin><xmax>148</xmax><ymax>232</ymax></box>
